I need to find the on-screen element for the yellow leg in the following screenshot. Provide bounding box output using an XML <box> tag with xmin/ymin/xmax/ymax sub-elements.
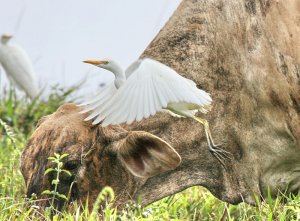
<box><xmin>192</xmin><ymin>116</ymin><xmax>231</xmax><ymax>166</ymax></box>
<box><xmin>192</xmin><ymin>117</ymin><xmax>215</xmax><ymax>146</ymax></box>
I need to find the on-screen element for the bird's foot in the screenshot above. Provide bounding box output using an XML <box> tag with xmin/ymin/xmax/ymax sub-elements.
<box><xmin>208</xmin><ymin>143</ymin><xmax>231</xmax><ymax>167</ymax></box>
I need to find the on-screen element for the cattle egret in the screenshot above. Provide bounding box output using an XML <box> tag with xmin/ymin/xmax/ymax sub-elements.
<box><xmin>0</xmin><ymin>34</ymin><xmax>39</xmax><ymax>99</ymax></box>
<box><xmin>80</xmin><ymin>58</ymin><xmax>229</xmax><ymax>164</ymax></box>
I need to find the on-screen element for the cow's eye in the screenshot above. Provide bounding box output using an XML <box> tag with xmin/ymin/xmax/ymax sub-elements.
<box><xmin>64</xmin><ymin>160</ymin><xmax>80</xmax><ymax>171</ymax></box>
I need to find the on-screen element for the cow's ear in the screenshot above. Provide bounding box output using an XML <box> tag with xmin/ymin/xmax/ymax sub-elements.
<box><xmin>117</xmin><ymin>131</ymin><xmax>181</xmax><ymax>178</ymax></box>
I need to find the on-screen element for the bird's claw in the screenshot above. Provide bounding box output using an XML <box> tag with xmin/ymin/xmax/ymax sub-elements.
<box><xmin>208</xmin><ymin>143</ymin><xmax>231</xmax><ymax>167</ymax></box>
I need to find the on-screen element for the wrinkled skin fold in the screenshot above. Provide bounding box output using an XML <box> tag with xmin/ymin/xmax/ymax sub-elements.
<box><xmin>21</xmin><ymin>0</ymin><xmax>300</xmax><ymax>210</ymax></box>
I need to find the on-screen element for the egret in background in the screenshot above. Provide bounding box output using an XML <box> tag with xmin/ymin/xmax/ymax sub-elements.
<box><xmin>80</xmin><ymin>58</ymin><xmax>230</xmax><ymax>164</ymax></box>
<box><xmin>0</xmin><ymin>34</ymin><xmax>39</xmax><ymax>99</ymax></box>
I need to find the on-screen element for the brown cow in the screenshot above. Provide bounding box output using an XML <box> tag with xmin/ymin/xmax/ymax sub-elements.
<box><xmin>21</xmin><ymin>104</ymin><xmax>181</xmax><ymax>210</ymax></box>
<box><xmin>21</xmin><ymin>0</ymin><xmax>300</xmax><ymax>211</ymax></box>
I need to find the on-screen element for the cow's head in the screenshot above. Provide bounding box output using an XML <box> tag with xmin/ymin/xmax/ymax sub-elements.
<box><xmin>21</xmin><ymin>103</ymin><xmax>181</xmax><ymax>210</ymax></box>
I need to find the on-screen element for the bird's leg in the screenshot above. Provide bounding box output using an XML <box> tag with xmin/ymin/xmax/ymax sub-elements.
<box><xmin>193</xmin><ymin>116</ymin><xmax>231</xmax><ymax>166</ymax></box>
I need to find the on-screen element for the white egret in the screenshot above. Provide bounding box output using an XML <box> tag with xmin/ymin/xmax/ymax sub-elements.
<box><xmin>80</xmin><ymin>58</ymin><xmax>229</xmax><ymax>164</ymax></box>
<box><xmin>0</xmin><ymin>34</ymin><xmax>39</xmax><ymax>99</ymax></box>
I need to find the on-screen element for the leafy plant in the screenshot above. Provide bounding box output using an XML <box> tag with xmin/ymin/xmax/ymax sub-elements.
<box><xmin>0</xmin><ymin>118</ymin><xmax>17</xmax><ymax>147</ymax></box>
<box><xmin>42</xmin><ymin>153</ymin><xmax>71</xmax><ymax>212</ymax></box>
<box><xmin>89</xmin><ymin>186</ymin><xmax>115</xmax><ymax>221</ymax></box>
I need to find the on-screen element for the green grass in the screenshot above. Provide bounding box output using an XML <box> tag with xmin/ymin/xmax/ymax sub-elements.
<box><xmin>0</xmin><ymin>88</ymin><xmax>299</xmax><ymax>220</ymax></box>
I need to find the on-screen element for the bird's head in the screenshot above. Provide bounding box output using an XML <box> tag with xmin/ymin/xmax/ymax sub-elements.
<box><xmin>83</xmin><ymin>59</ymin><xmax>121</xmax><ymax>73</ymax></box>
<box><xmin>1</xmin><ymin>34</ymin><xmax>13</xmax><ymax>44</ymax></box>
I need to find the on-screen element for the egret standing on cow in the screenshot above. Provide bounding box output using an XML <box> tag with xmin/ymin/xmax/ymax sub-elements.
<box><xmin>0</xmin><ymin>34</ymin><xmax>39</xmax><ymax>99</ymax></box>
<box><xmin>80</xmin><ymin>58</ymin><xmax>229</xmax><ymax>164</ymax></box>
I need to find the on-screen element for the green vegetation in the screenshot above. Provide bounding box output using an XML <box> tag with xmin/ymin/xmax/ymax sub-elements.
<box><xmin>0</xmin><ymin>88</ymin><xmax>299</xmax><ymax>220</ymax></box>
<box><xmin>42</xmin><ymin>153</ymin><xmax>72</xmax><ymax>211</ymax></box>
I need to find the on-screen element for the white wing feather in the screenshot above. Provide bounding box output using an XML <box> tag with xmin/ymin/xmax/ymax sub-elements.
<box><xmin>0</xmin><ymin>43</ymin><xmax>39</xmax><ymax>99</ymax></box>
<box><xmin>147</xmin><ymin>77</ymin><xmax>156</xmax><ymax>116</ymax></box>
<box><xmin>101</xmin><ymin>83</ymin><xmax>136</xmax><ymax>124</ymax></box>
<box><xmin>94</xmin><ymin>58</ymin><xmax>212</xmax><ymax>126</ymax></box>
<box><xmin>79</xmin><ymin>82</ymin><xmax>117</xmax><ymax>113</ymax></box>
<box><xmin>79</xmin><ymin>82</ymin><xmax>117</xmax><ymax>122</ymax></box>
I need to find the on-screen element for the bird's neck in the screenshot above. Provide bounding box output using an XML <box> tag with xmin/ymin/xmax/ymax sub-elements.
<box><xmin>107</xmin><ymin>62</ymin><xmax>126</xmax><ymax>89</ymax></box>
<box><xmin>112</xmin><ymin>65</ymin><xmax>125</xmax><ymax>80</ymax></box>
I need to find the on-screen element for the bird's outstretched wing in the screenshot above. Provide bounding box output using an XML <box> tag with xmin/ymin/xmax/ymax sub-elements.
<box><xmin>87</xmin><ymin>58</ymin><xmax>212</xmax><ymax>126</ymax></box>
<box><xmin>79</xmin><ymin>82</ymin><xmax>117</xmax><ymax>121</ymax></box>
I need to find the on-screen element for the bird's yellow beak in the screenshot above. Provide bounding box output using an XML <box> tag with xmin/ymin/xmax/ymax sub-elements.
<box><xmin>83</xmin><ymin>60</ymin><xmax>108</xmax><ymax>65</ymax></box>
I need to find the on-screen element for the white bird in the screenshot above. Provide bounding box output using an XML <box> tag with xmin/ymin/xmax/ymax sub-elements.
<box><xmin>0</xmin><ymin>34</ymin><xmax>39</xmax><ymax>99</ymax></box>
<box><xmin>80</xmin><ymin>58</ymin><xmax>230</xmax><ymax>164</ymax></box>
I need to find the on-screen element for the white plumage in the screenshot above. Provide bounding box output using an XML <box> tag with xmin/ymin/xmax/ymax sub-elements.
<box><xmin>82</xmin><ymin>58</ymin><xmax>212</xmax><ymax>126</ymax></box>
<box><xmin>0</xmin><ymin>34</ymin><xmax>39</xmax><ymax>99</ymax></box>
<box><xmin>80</xmin><ymin>58</ymin><xmax>230</xmax><ymax>165</ymax></box>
